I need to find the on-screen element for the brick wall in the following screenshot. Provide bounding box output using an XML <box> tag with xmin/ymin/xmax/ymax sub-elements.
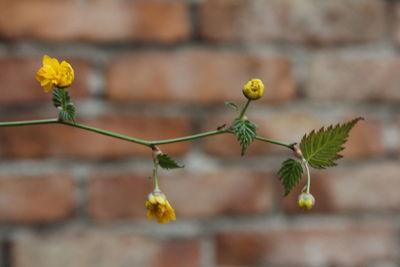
<box><xmin>0</xmin><ymin>0</ymin><xmax>399</xmax><ymax>266</ymax></box>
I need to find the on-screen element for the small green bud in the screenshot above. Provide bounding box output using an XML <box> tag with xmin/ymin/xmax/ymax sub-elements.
<box><xmin>298</xmin><ymin>192</ymin><xmax>315</xmax><ymax>211</ymax></box>
<box><xmin>242</xmin><ymin>78</ymin><xmax>264</xmax><ymax>100</ymax></box>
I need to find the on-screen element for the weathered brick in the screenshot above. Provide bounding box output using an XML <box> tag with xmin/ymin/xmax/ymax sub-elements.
<box><xmin>283</xmin><ymin>162</ymin><xmax>400</xmax><ymax>213</ymax></box>
<box><xmin>0</xmin><ymin>174</ymin><xmax>74</xmax><ymax>224</ymax></box>
<box><xmin>163</xmin><ymin>170</ymin><xmax>274</xmax><ymax>218</ymax></box>
<box><xmin>89</xmin><ymin>174</ymin><xmax>152</xmax><ymax>221</ymax></box>
<box><xmin>342</xmin><ymin>117</ymin><xmax>384</xmax><ymax>159</ymax></box>
<box><xmin>0</xmin><ymin>57</ymin><xmax>89</xmax><ymax>104</ymax></box>
<box><xmin>0</xmin><ymin>0</ymin><xmax>190</xmax><ymax>43</ymax></box>
<box><xmin>0</xmin><ymin>115</ymin><xmax>190</xmax><ymax>159</ymax></box>
<box><xmin>200</xmin><ymin>0</ymin><xmax>386</xmax><ymax>44</ymax></box>
<box><xmin>392</xmin><ymin>3</ymin><xmax>400</xmax><ymax>45</ymax></box>
<box><xmin>89</xmin><ymin>170</ymin><xmax>274</xmax><ymax>221</ymax></box>
<box><xmin>217</xmin><ymin>221</ymin><xmax>398</xmax><ymax>266</ymax></box>
<box><xmin>13</xmin><ymin>231</ymin><xmax>200</xmax><ymax>267</ymax></box>
<box><xmin>308</xmin><ymin>53</ymin><xmax>400</xmax><ymax>101</ymax></box>
<box><xmin>107</xmin><ymin>49</ymin><xmax>295</xmax><ymax>103</ymax></box>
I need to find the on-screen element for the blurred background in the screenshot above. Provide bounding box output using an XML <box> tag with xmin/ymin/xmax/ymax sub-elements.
<box><xmin>0</xmin><ymin>0</ymin><xmax>398</xmax><ymax>266</ymax></box>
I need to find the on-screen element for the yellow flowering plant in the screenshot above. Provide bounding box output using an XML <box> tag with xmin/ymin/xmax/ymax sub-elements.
<box><xmin>0</xmin><ymin>56</ymin><xmax>364</xmax><ymax>223</ymax></box>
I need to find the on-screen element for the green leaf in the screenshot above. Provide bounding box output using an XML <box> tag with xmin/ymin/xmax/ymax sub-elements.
<box><xmin>225</xmin><ymin>101</ymin><xmax>239</xmax><ymax>112</ymax></box>
<box><xmin>229</xmin><ymin>118</ymin><xmax>257</xmax><ymax>156</ymax></box>
<box><xmin>278</xmin><ymin>159</ymin><xmax>304</xmax><ymax>196</ymax></box>
<box><xmin>157</xmin><ymin>154</ymin><xmax>184</xmax><ymax>170</ymax></box>
<box><xmin>59</xmin><ymin>104</ymin><xmax>76</xmax><ymax>122</ymax></box>
<box><xmin>300</xmin><ymin>117</ymin><xmax>363</xmax><ymax>169</ymax></box>
<box><xmin>52</xmin><ymin>87</ymin><xmax>76</xmax><ymax>122</ymax></box>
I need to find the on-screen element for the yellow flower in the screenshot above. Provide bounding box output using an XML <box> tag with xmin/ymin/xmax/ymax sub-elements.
<box><xmin>36</xmin><ymin>55</ymin><xmax>74</xmax><ymax>92</ymax></box>
<box><xmin>298</xmin><ymin>192</ymin><xmax>315</xmax><ymax>211</ymax></box>
<box><xmin>242</xmin><ymin>78</ymin><xmax>264</xmax><ymax>100</ymax></box>
<box><xmin>145</xmin><ymin>190</ymin><xmax>176</xmax><ymax>224</ymax></box>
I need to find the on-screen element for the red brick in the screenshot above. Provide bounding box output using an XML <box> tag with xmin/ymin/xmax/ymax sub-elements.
<box><xmin>217</xmin><ymin>221</ymin><xmax>398</xmax><ymax>266</ymax></box>
<box><xmin>0</xmin><ymin>57</ymin><xmax>89</xmax><ymax>104</ymax></box>
<box><xmin>0</xmin><ymin>0</ymin><xmax>190</xmax><ymax>43</ymax></box>
<box><xmin>200</xmin><ymin>0</ymin><xmax>386</xmax><ymax>44</ymax></box>
<box><xmin>89</xmin><ymin>170</ymin><xmax>275</xmax><ymax>221</ymax></box>
<box><xmin>283</xmin><ymin>162</ymin><xmax>400</xmax><ymax>213</ymax></box>
<box><xmin>107</xmin><ymin>49</ymin><xmax>295</xmax><ymax>103</ymax></box>
<box><xmin>342</xmin><ymin>118</ymin><xmax>384</xmax><ymax>159</ymax></box>
<box><xmin>308</xmin><ymin>53</ymin><xmax>400</xmax><ymax>101</ymax></box>
<box><xmin>393</xmin><ymin>3</ymin><xmax>400</xmax><ymax>45</ymax></box>
<box><xmin>0</xmin><ymin>174</ymin><xmax>74</xmax><ymax>224</ymax></box>
<box><xmin>89</xmin><ymin>174</ymin><xmax>152</xmax><ymax>221</ymax></box>
<box><xmin>0</xmin><ymin>115</ymin><xmax>190</xmax><ymax>159</ymax></box>
<box><xmin>164</xmin><ymin>170</ymin><xmax>274</xmax><ymax>218</ymax></box>
<box><xmin>12</xmin><ymin>231</ymin><xmax>199</xmax><ymax>267</ymax></box>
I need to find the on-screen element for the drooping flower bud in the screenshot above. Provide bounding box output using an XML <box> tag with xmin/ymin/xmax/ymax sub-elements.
<box><xmin>298</xmin><ymin>192</ymin><xmax>315</xmax><ymax>211</ymax></box>
<box><xmin>242</xmin><ymin>78</ymin><xmax>264</xmax><ymax>100</ymax></box>
<box><xmin>145</xmin><ymin>190</ymin><xmax>176</xmax><ymax>224</ymax></box>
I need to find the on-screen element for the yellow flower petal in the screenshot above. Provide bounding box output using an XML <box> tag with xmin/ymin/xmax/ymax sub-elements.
<box><xmin>145</xmin><ymin>191</ymin><xmax>176</xmax><ymax>224</ymax></box>
<box><xmin>36</xmin><ymin>55</ymin><xmax>74</xmax><ymax>92</ymax></box>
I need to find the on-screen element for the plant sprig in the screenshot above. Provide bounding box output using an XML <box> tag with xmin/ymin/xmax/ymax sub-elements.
<box><xmin>3</xmin><ymin>55</ymin><xmax>364</xmax><ymax>216</ymax></box>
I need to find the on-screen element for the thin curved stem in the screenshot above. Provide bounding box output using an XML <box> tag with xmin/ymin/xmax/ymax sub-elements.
<box><xmin>238</xmin><ymin>99</ymin><xmax>251</xmax><ymax>119</ymax></box>
<box><xmin>153</xmin><ymin>162</ymin><xmax>160</xmax><ymax>191</ymax></box>
<box><xmin>303</xmin><ymin>159</ymin><xmax>311</xmax><ymax>194</ymax></box>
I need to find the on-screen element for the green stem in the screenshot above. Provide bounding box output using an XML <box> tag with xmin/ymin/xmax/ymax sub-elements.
<box><xmin>0</xmin><ymin>118</ymin><xmax>294</xmax><ymax>151</ymax></box>
<box><xmin>150</xmin><ymin>129</ymin><xmax>229</xmax><ymax>145</ymax></box>
<box><xmin>59</xmin><ymin>120</ymin><xmax>151</xmax><ymax>146</ymax></box>
<box><xmin>238</xmin><ymin>99</ymin><xmax>251</xmax><ymax>119</ymax></box>
<box><xmin>153</xmin><ymin>162</ymin><xmax>160</xmax><ymax>191</ymax></box>
<box><xmin>254</xmin><ymin>136</ymin><xmax>295</xmax><ymax>149</ymax></box>
<box><xmin>303</xmin><ymin>159</ymin><xmax>311</xmax><ymax>194</ymax></box>
<box><xmin>0</xmin><ymin>118</ymin><xmax>59</xmax><ymax>126</ymax></box>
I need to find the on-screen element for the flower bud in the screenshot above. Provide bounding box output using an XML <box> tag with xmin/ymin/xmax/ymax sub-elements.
<box><xmin>242</xmin><ymin>78</ymin><xmax>264</xmax><ymax>100</ymax></box>
<box><xmin>298</xmin><ymin>192</ymin><xmax>315</xmax><ymax>211</ymax></box>
<box><xmin>292</xmin><ymin>145</ymin><xmax>304</xmax><ymax>159</ymax></box>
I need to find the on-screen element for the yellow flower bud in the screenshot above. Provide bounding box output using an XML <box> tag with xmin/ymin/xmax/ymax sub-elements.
<box><xmin>242</xmin><ymin>78</ymin><xmax>264</xmax><ymax>100</ymax></box>
<box><xmin>36</xmin><ymin>55</ymin><xmax>74</xmax><ymax>93</ymax></box>
<box><xmin>145</xmin><ymin>190</ymin><xmax>176</xmax><ymax>224</ymax></box>
<box><xmin>298</xmin><ymin>192</ymin><xmax>315</xmax><ymax>211</ymax></box>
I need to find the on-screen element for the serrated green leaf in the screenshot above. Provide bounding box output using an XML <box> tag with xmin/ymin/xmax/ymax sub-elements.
<box><xmin>157</xmin><ymin>154</ymin><xmax>184</xmax><ymax>170</ymax></box>
<box><xmin>225</xmin><ymin>101</ymin><xmax>239</xmax><ymax>112</ymax></box>
<box><xmin>278</xmin><ymin>158</ymin><xmax>304</xmax><ymax>196</ymax></box>
<box><xmin>229</xmin><ymin>118</ymin><xmax>257</xmax><ymax>156</ymax></box>
<box><xmin>52</xmin><ymin>87</ymin><xmax>76</xmax><ymax>122</ymax></box>
<box><xmin>300</xmin><ymin>117</ymin><xmax>363</xmax><ymax>169</ymax></box>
